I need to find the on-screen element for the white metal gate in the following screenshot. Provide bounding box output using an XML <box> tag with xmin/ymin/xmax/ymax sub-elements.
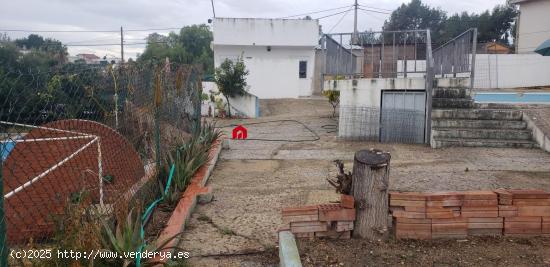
<box><xmin>380</xmin><ymin>91</ymin><xmax>426</xmax><ymax>143</ymax></box>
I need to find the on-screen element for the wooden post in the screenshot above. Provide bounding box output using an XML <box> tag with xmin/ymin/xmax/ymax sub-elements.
<box><xmin>352</xmin><ymin>148</ymin><xmax>391</xmax><ymax>239</ymax></box>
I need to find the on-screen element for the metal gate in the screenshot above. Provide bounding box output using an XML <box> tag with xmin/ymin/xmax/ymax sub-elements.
<box><xmin>380</xmin><ymin>91</ymin><xmax>426</xmax><ymax>143</ymax></box>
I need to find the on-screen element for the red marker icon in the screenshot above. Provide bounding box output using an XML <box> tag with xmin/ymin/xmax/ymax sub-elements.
<box><xmin>232</xmin><ymin>125</ymin><xmax>248</xmax><ymax>140</ymax></box>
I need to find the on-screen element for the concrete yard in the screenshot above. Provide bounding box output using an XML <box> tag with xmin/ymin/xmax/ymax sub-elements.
<box><xmin>178</xmin><ymin>98</ymin><xmax>550</xmax><ymax>266</ymax></box>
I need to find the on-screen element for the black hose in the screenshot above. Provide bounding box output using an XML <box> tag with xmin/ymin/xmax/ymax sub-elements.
<box><xmin>214</xmin><ymin>119</ymin><xmax>320</xmax><ymax>142</ymax></box>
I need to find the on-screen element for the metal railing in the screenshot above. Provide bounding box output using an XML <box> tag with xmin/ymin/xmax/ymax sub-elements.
<box><xmin>321</xmin><ymin>30</ymin><xmax>431</xmax><ymax>80</ymax></box>
<box><xmin>433</xmin><ymin>28</ymin><xmax>478</xmax><ymax>88</ymax></box>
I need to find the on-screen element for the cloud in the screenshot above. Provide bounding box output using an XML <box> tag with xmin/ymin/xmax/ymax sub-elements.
<box><xmin>0</xmin><ymin>0</ymin><xmax>506</xmax><ymax>59</ymax></box>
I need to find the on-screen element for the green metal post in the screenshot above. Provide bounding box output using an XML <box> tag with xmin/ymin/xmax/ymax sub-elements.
<box><xmin>0</xmin><ymin>161</ymin><xmax>8</xmax><ymax>266</ymax></box>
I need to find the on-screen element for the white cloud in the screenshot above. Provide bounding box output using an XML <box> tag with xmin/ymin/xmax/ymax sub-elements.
<box><xmin>0</xmin><ymin>0</ymin><xmax>507</xmax><ymax>59</ymax></box>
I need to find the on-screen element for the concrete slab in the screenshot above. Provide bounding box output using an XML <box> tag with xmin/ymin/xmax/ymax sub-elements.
<box><xmin>177</xmin><ymin>98</ymin><xmax>550</xmax><ymax>266</ymax></box>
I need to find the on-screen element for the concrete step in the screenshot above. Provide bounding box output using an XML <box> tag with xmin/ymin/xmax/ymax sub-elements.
<box><xmin>432</xmin><ymin>98</ymin><xmax>474</xmax><ymax>108</ymax></box>
<box><xmin>432</xmin><ymin>119</ymin><xmax>527</xmax><ymax>129</ymax></box>
<box><xmin>432</xmin><ymin>138</ymin><xmax>538</xmax><ymax>149</ymax></box>
<box><xmin>432</xmin><ymin>109</ymin><xmax>523</xmax><ymax>121</ymax></box>
<box><xmin>433</xmin><ymin>87</ymin><xmax>470</xmax><ymax>98</ymax></box>
<box><xmin>432</xmin><ymin>128</ymin><xmax>533</xmax><ymax>140</ymax></box>
<box><xmin>474</xmin><ymin>102</ymin><xmax>521</xmax><ymax>109</ymax></box>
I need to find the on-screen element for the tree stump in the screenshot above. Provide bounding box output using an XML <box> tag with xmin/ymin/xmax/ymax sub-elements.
<box><xmin>352</xmin><ymin>148</ymin><xmax>391</xmax><ymax>239</ymax></box>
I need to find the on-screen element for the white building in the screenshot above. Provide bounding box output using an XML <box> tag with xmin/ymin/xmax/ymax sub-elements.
<box><xmin>510</xmin><ymin>0</ymin><xmax>550</xmax><ymax>54</ymax></box>
<box><xmin>212</xmin><ymin>18</ymin><xmax>319</xmax><ymax>99</ymax></box>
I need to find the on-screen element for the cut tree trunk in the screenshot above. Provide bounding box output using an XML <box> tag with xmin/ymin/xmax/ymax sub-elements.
<box><xmin>352</xmin><ymin>149</ymin><xmax>391</xmax><ymax>239</ymax></box>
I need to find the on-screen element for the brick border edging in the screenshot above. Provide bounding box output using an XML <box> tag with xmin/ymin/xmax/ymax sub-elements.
<box><xmin>152</xmin><ymin>137</ymin><xmax>223</xmax><ymax>263</ymax></box>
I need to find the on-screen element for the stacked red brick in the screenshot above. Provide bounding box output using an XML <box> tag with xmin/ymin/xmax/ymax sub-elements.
<box><xmin>281</xmin><ymin>195</ymin><xmax>355</xmax><ymax>239</ymax></box>
<box><xmin>391</xmin><ymin>189</ymin><xmax>550</xmax><ymax>239</ymax></box>
<box><xmin>496</xmin><ymin>189</ymin><xmax>550</xmax><ymax>236</ymax></box>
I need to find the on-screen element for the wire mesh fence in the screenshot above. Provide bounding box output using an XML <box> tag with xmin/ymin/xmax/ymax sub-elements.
<box><xmin>0</xmin><ymin>61</ymin><xmax>201</xmax><ymax>252</ymax></box>
<box><xmin>337</xmin><ymin>105</ymin><xmax>380</xmax><ymax>141</ymax></box>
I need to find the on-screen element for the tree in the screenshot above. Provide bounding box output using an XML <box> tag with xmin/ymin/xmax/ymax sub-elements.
<box><xmin>382</xmin><ymin>0</ymin><xmax>518</xmax><ymax>46</ymax></box>
<box><xmin>383</xmin><ymin>0</ymin><xmax>447</xmax><ymax>43</ymax></box>
<box><xmin>442</xmin><ymin>5</ymin><xmax>517</xmax><ymax>45</ymax></box>
<box><xmin>214</xmin><ymin>58</ymin><xmax>249</xmax><ymax>117</ymax></box>
<box><xmin>139</xmin><ymin>24</ymin><xmax>214</xmax><ymax>75</ymax></box>
<box><xmin>14</xmin><ymin>34</ymin><xmax>68</xmax><ymax>63</ymax></box>
<box><xmin>322</xmin><ymin>90</ymin><xmax>340</xmax><ymax>118</ymax></box>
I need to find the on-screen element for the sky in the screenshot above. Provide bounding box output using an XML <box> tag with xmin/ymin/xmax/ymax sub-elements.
<box><xmin>0</xmin><ymin>0</ymin><xmax>505</xmax><ymax>60</ymax></box>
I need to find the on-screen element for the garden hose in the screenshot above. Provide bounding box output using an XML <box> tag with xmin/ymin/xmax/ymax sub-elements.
<box><xmin>215</xmin><ymin>119</ymin><xmax>320</xmax><ymax>142</ymax></box>
<box><xmin>136</xmin><ymin>163</ymin><xmax>175</xmax><ymax>267</ymax></box>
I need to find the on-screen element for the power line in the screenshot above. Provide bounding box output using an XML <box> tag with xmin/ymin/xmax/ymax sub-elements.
<box><xmin>328</xmin><ymin>8</ymin><xmax>353</xmax><ymax>34</ymax></box>
<box><xmin>358</xmin><ymin>3</ymin><xmax>393</xmax><ymax>12</ymax></box>
<box><xmin>317</xmin><ymin>9</ymin><xmax>355</xmax><ymax>20</ymax></box>
<box><xmin>358</xmin><ymin>7</ymin><xmax>390</xmax><ymax>15</ymax></box>
<box><xmin>0</xmin><ymin>27</ymin><xmax>181</xmax><ymax>33</ymax></box>
<box><xmin>279</xmin><ymin>5</ymin><xmax>353</xmax><ymax>19</ymax></box>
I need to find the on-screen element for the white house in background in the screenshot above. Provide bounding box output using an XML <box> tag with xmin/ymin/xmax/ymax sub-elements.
<box><xmin>212</xmin><ymin>18</ymin><xmax>319</xmax><ymax>99</ymax></box>
<box><xmin>510</xmin><ymin>0</ymin><xmax>550</xmax><ymax>54</ymax></box>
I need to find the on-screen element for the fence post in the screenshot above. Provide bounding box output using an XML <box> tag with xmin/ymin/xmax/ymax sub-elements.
<box><xmin>0</xmin><ymin>163</ymin><xmax>8</xmax><ymax>266</ymax></box>
<box><xmin>470</xmin><ymin>28</ymin><xmax>478</xmax><ymax>91</ymax></box>
<box><xmin>154</xmin><ymin>69</ymin><xmax>162</xmax><ymax>170</ymax></box>
<box><xmin>425</xmin><ymin>29</ymin><xmax>434</xmax><ymax>145</ymax></box>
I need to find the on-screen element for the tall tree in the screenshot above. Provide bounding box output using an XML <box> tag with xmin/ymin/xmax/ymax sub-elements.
<box><xmin>139</xmin><ymin>24</ymin><xmax>214</xmax><ymax>75</ymax></box>
<box><xmin>383</xmin><ymin>0</ymin><xmax>447</xmax><ymax>43</ymax></box>
<box><xmin>382</xmin><ymin>1</ymin><xmax>517</xmax><ymax>46</ymax></box>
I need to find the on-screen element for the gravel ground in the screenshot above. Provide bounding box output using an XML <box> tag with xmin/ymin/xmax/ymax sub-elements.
<box><xmin>177</xmin><ymin>98</ymin><xmax>550</xmax><ymax>267</ymax></box>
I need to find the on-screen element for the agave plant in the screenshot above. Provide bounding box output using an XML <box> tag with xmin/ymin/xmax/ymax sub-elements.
<box><xmin>171</xmin><ymin>137</ymin><xmax>209</xmax><ymax>193</ymax></box>
<box><xmin>198</xmin><ymin>120</ymin><xmax>223</xmax><ymax>149</ymax></box>
<box><xmin>100</xmin><ymin>208</ymin><xmax>142</xmax><ymax>267</ymax></box>
<box><xmin>100</xmin><ymin>208</ymin><xmax>185</xmax><ymax>267</ymax></box>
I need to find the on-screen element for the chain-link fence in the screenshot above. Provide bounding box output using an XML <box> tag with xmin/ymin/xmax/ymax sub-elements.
<box><xmin>0</xmin><ymin>61</ymin><xmax>201</xmax><ymax>259</ymax></box>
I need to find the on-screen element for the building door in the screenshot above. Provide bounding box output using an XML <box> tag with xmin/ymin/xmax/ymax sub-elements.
<box><xmin>297</xmin><ymin>59</ymin><xmax>312</xmax><ymax>97</ymax></box>
<box><xmin>380</xmin><ymin>91</ymin><xmax>426</xmax><ymax>144</ymax></box>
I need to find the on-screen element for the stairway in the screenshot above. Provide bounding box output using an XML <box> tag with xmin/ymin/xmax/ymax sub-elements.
<box><xmin>431</xmin><ymin>85</ymin><xmax>538</xmax><ymax>149</ymax></box>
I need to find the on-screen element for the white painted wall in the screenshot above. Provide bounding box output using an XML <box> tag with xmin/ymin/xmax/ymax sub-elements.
<box><xmin>513</xmin><ymin>0</ymin><xmax>550</xmax><ymax>54</ymax></box>
<box><xmin>324</xmin><ymin>78</ymin><xmax>426</xmax><ymax>108</ymax></box>
<box><xmin>474</xmin><ymin>54</ymin><xmax>550</xmax><ymax>89</ymax></box>
<box><xmin>201</xmin><ymin>82</ymin><xmax>259</xmax><ymax>118</ymax></box>
<box><xmin>214</xmin><ymin>45</ymin><xmax>316</xmax><ymax>98</ymax></box>
<box><xmin>324</xmin><ymin>78</ymin><xmax>426</xmax><ymax>140</ymax></box>
<box><xmin>393</xmin><ymin>54</ymin><xmax>550</xmax><ymax>89</ymax></box>
<box><xmin>213</xmin><ymin>18</ymin><xmax>318</xmax><ymax>99</ymax></box>
<box><xmin>213</xmin><ymin>18</ymin><xmax>319</xmax><ymax>47</ymax></box>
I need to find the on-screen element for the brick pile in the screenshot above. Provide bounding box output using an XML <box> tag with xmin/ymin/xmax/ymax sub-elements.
<box><xmin>281</xmin><ymin>194</ymin><xmax>356</xmax><ymax>239</ymax></box>
<box><xmin>390</xmin><ymin>189</ymin><xmax>550</xmax><ymax>239</ymax></box>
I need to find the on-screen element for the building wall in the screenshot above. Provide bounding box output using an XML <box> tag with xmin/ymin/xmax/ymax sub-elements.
<box><xmin>474</xmin><ymin>54</ymin><xmax>550</xmax><ymax>89</ymax></box>
<box><xmin>325</xmin><ymin>78</ymin><xmax>426</xmax><ymax>108</ymax></box>
<box><xmin>201</xmin><ymin>82</ymin><xmax>260</xmax><ymax>118</ymax></box>
<box><xmin>393</xmin><ymin>54</ymin><xmax>550</xmax><ymax>89</ymax></box>
<box><xmin>214</xmin><ymin>45</ymin><xmax>315</xmax><ymax>98</ymax></box>
<box><xmin>213</xmin><ymin>18</ymin><xmax>318</xmax><ymax>99</ymax></box>
<box><xmin>516</xmin><ymin>0</ymin><xmax>550</xmax><ymax>54</ymax></box>
<box><xmin>324</xmin><ymin>78</ymin><xmax>426</xmax><ymax>140</ymax></box>
<box><xmin>213</xmin><ymin>18</ymin><xmax>319</xmax><ymax>47</ymax></box>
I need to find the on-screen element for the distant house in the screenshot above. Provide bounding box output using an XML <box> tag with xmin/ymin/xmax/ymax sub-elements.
<box><xmin>510</xmin><ymin>0</ymin><xmax>550</xmax><ymax>53</ymax></box>
<box><xmin>75</xmin><ymin>53</ymin><xmax>101</xmax><ymax>64</ymax></box>
<box><xmin>476</xmin><ymin>42</ymin><xmax>511</xmax><ymax>54</ymax></box>
<box><xmin>212</xmin><ymin>18</ymin><xmax>319</xmax><ymax>98</ymax></box>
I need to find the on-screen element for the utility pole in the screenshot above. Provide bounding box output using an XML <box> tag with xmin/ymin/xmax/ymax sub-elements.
<box><xmin>353</xmin><ymin>0</ymin><xmax>358</xmax><ymax>44</ymax></box>
<box><xmin>211</xmin><ymin>0</ymin><xmax>216</xmax><ymax>18</ymax></box>
<box><xmin>120</xmin><ymin>26</ymin><xmax>124</xmax><ymax>63</ymax></box>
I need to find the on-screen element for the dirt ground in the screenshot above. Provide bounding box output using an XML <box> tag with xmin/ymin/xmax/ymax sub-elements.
<box><xmin>178</xmin><ymin>97</ymin><xmax>550</xmax><ymax>266</ymax></box>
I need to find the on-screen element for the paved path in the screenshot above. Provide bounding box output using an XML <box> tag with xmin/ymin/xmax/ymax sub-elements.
<box><xmin>179</xmin><ymin>98</ymin><xmax>550</xmax><ymax>266</ymax></box>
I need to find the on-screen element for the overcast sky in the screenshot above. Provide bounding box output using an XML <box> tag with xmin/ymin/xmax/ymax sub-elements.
<box><xmin>0</xmin><ymin>0</ymin><xmax>505</xmax><ymax>59</ymax></box>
